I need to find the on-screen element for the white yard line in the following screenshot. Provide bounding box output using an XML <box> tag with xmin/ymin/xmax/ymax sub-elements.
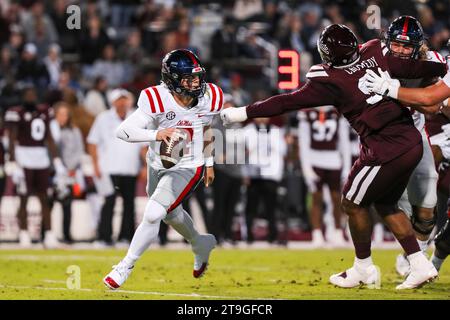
<box><xmin>0</xmin><ymin>284</ymin><xmax>280</xmax><ymax>300</ymax></box>
<box><xmin>42</xmin><ymin>280</ymin><xmax>66</xmax><ymax>284</ymax></box>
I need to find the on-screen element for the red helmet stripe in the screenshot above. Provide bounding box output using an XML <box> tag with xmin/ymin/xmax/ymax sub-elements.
<box><xmin>145</xmin><ymin>89</ymin><xmax>156</xmax><ymax>113</ymax></box>
<box><xmin>185</xmin><ymin>50</ymin><xmax>199</xmax><ymax>67</ymax></box>
<box><xmin>151</xmin><ymin>87</ymin><xmax>164</xmax><ymax>112</ymax></box>
<box><xmin>402</xmin><ymin>16</ymin><xmax>410</xmax><ymax>36</ymax></box>
<box><xmin>208</xmin><ymin>83</ymin><xmax>216</xmax><ymax>111</ymax></box>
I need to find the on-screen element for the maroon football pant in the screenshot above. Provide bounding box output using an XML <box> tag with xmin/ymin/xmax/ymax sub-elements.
<box><xmin>343</xmin><ymin>143</ymin><xmax>423</xmax><ymax>216</ymax></box>
<box><xmin>312</xmin><ymin>167</ymin><xmax>341</xmax><ymax>192</ymax></box>
<box><xmin>17</xmin><ymin>168</ymin><xmax>51</xmax><ymax>231</ymax></box>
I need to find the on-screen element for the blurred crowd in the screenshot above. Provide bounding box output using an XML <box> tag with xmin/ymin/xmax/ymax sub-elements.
<box><xmin>0</xmin><ymin>0</ymin><xmax>450</xmax><ymax>247</ymax></box>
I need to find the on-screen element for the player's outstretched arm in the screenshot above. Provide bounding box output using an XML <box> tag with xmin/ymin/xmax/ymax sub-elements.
<box><xmin>221</xmin><ymin>80</ymin><xmax>335</xmax><ymax>125</ymax></box>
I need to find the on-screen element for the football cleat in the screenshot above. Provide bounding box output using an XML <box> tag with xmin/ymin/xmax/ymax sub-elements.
<box><xmin>395</xmin><ymin>253</ymin><xmax>411</xmax><ymax>277</ymax></box>
<box><xmin>192</xmin><ymin>234</ymin><xmax>217</xmax><ymax>278</ymax></box>
<box><xmin>103</xmin><ymin>261</ymin><xmax>134</xmax><ymax>290</ymax></box>
<box><xmin>330</xmin><ymin>259</ymin><xmax>380</xmax><ymax>288</ymax></box>
<box><xmin>396</xmin><ymin>254</ymin><xmax>438</xmax><ymax>290</ymax></box>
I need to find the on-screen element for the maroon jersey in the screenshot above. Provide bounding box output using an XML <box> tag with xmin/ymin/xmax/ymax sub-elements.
<box><xmin>298</xmin><ymin>106</ymin><xmax>339</xmax><ymax>151</ymax></box>
<box><xmin>246</xmin><ymin>39</ymin><xmax>447</xmax><ymax>165</ymax></box>
<box><xmin>5</xmin><ymin>104</ymin><xmax>53</xmax><ymax>169</ymax></box>
<box><xmin>5</xmin><ymin>104</ymin><xmax>52</xmax><ymax>147</ymax></box>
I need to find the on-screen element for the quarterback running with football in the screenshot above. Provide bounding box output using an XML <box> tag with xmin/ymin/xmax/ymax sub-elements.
<box><xmin>221</xmin><ymin>24</ymin><xmax>447</xmax><ymax>289</ymax></box>
<box><xmin>103</xmin><ymin>49</ymin><xmax>222</xmax><ymax>289</ymax></box>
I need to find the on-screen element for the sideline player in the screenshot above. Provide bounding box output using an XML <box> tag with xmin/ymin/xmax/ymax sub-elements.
<box><xmin>298</xmin><ymin>106</ymin><xmax>351</xmax><ymax>247</ymax></box>
<box><xmin>5</xmin><ymin>87</ymin><xmax>66</xmax><ymax>248</ymax></box>
<box><xmin>221</xmin><ymin>24</ymin><xmax>447</xmax><ymax>289</ymax></box>
<box><xmin>103</xmin><ymin>49</ymin><xmax>222</xmax><ymax>289</ymax></box>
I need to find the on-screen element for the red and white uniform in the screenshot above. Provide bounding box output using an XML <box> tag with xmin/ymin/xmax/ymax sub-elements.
<box><xmin>397</xmin><ymin>51</ymin><xmax>444</xmax><ymax>216</ymax></box>
<box><xmin>137</xmin><ymin>83</ymin><xmax>222</xmax><ymax>170</ymax></box>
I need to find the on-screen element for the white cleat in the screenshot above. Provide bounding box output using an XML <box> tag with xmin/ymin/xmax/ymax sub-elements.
<box><xmin>19</xmin><ymin>230</ymin><xmax>32</xmax><ymax>248</ymax></box>
<box><xmin>395</xmin><ymin>253</ymin><xmax>411</xmax><ymax>277</ymax></box>
<box><xmin>103</xmin><ymin>261</ymin><xmax>134</xmax><ymax>290</ymax></box>
<box><xmin>396</xmin><ymin>255</ymin><xmax>438</xmax><ymax>290</ymax></box>
<box><xmin>192</xmin><ymin>234</ymin><xmax>217</xmax><ymax>278</ymax></box>
<box><xmin>330</xmin><ymin>261</ymin><xmax>380</xmax><ymax>288</ymax></box>
<box><xmin>43</xmin><ymin>231</ymin><xmax>60</xmax><ymax>249</ymax></box>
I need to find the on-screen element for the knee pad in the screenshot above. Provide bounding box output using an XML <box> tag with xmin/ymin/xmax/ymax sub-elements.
<box><xmin>143</xmin><ymin>199</ymin><xmax>167</xmax><ymax>224</ymax></box>
<box><xmin>411</xmin><ymin>212</ymin><xmax>436</xmax><ymax>236</ymax></box>
<box><xmin>435</xmin><ymin>219</ymin><xmax>450</xmax><ymax>254</ymax></box>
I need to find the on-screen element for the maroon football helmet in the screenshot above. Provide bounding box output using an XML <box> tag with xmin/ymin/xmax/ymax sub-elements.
<box><xmin>317</xmin><ymin>24</ymin><xmax>360</xmax><ymax>67</ymax></box>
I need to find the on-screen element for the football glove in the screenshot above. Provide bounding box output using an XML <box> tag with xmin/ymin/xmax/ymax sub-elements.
<box><xmin>365</xmin><ymin>67</ymin><xmax>400</xmax><ymax>99</ymax></box>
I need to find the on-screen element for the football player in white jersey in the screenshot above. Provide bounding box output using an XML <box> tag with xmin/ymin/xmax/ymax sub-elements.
<box><xmin>103</xmin><ymin>49</ymin><xmax>223</xmax><ymax>289</ymax></box>
<box><xmin>377</xmin><ymin>16</ymin><xmax>443</xmax><ymax>276</ymax></box>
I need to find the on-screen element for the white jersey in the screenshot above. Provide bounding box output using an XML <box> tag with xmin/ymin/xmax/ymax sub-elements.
<box><xmin>137</xmin><ymin>83</ymin><xmax>223</xmax><ymax>170</ymax></box>
<box><xmin>402</xmin><ymin>51</ymin><xmax>446</xmax><ymax>131</ymax></box>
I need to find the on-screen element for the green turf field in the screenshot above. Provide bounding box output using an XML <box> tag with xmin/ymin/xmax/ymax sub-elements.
<box><xmin>0</xmin><ymin>248</ymin><xmax>449</xmax><ymax>300</ymax></box>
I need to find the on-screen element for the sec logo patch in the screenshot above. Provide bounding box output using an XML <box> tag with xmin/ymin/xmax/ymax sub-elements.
<box><xmin>166</xmin><ymin>111</ymin><xmax>176</xmax><ymax>120</ymax></box>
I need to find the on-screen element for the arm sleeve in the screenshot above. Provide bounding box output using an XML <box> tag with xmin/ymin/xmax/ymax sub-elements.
<box><xmin>246</xmin><ymin>80</ymin><xmax>337</xmax><ymax>119</ymax></box>
<box><xmin>388</xmin><ymin>55</ymin><xmax>447</xmax><ymax>79</ymax></box>
<box><xmin>115</xmin><ymin>108</ymin><xmax>158</xmax><ymax>143</ymax></box>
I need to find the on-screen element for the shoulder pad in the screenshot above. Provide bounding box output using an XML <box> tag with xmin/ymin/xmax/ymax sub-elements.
<box><xmin>306</xmin><ymin>65</ymin><xmax>329</xmax><ymax>79</ymax></box>
<box><xmin>141</xmin><ymin>86</ymin><xmax>165</xmax><ymax>114</ymax></box>
<box><xmin>425</xmin><ymin>51</ymin><xmax>446</xmax><ymax>63</ymax></box>
<box><xmin>206</xmin><ymin>83</ymin><xmax>224</xmax><ymax>112</ymax></box>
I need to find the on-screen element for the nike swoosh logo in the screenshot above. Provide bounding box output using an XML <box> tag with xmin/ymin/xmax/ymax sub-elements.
<box><xmin>123</xmin><ymin>130</ymin><xmax>129</xmax><ymax>139</ymax></box>
<box><xmin>197</xmin><ymin>114</ymin><xmax>205</xmax><ymax>118</ymax></box>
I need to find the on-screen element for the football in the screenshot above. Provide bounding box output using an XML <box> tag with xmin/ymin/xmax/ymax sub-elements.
<box><xmin>159</xmin><ymin>129</ymin><xmax>189</xmax><ymax>169</ymax></box>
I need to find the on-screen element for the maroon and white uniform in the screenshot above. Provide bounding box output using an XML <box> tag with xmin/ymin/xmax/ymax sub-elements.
<box><xmin>5</xmin><ymin>105</ymin><xmax>53</xmax><ymax>193</ymax></box>
<box><xmin>298</xmin><ymin>106</ymin><xmax>351</xmax><ymax>192</ymax></box>
<box><xmin>245</xmin><ymin>39</ymin><xmax>447</xmax><ymax>210</ymax></box>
